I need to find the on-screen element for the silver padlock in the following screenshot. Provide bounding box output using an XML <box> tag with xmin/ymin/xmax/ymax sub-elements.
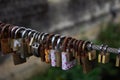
<box><xmin>14</xmin><ymin>27</ymin><xmax>26</xmax><ymax>58</ymax></box>
<box><xmin>31</xmin><ymin>42</ymin><xmax>40</xmax><ymax>57</ymax></box>
<box><xmin>31</xmin><ymin>32</ymin><xmax>41</xmax><ymax>57</ymax></box>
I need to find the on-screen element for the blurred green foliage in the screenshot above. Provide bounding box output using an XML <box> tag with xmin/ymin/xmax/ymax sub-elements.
<box><xmin>30</xmin><ymin>22</ymin><xmax>120</xmax><ymax>80</ymax></box>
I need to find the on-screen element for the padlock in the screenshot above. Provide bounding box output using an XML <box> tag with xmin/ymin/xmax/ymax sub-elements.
<box><xmin>72</xmin><ymin>39</ymin><xmax>78</xmax><ymax>58</ymax></box>
<box><xmin>61</xmin><ymin>38</ymin><xmax>76</xmax><ymax>70</ymax></box>
<box><xmin>55</xmin><ymin>36</ymin><xmax>66</xmax><ymax>67</ymax></box>
<box><xmin>115</xmin><ymin>55</ymin><xmax>120</xmax><ymax>67</ymax></box>
<box><xmin>98</xmin><ymin>45</ymin><xmax>110</xmax><ymax>64</ymax></box>
<box><xmin>31</xmin><ymin>32</ymin><xmax>41</xmax><ymax>57</ymax></box>
<box><xmin>40</xmin><ymin>33</ymin><xmax>49</xmax><ymax>62</ymax></box>
<box><xmin>81</xmin><ymin>41</ymin><xmax>92</xmax><ymax>73</ymax></box>
<box><xmin>14</xmin><ymin>27</ymin><xmax>27</xmax><ymax>59</ymax></box>
<box><xmin>29</xmin><ymin>30</ymin><xmax>38</xmax><ymax>46</ymax></box>
<box><xmin>44</xmin><ymin>34</ymin><xmax>54</xmax><ymax>63</ymax></box>
<box><xmin>11</xmin><ymin>27</ymin><xmax>27</xmax><ymax>65</ymax></box>
<box><xmin>102</xmin><ymin>53</ymin><xmax>109</xmax><ymax>64</ymax></box>
<box><xmin>98</xmin><ymin>45</ymin><xmax>104</xmax><ymax>63</ymax></box>
<box><xmin>21</xmin><ymin>28</ymin><xmax>33</xmax><ymax>57</ymax></box>
<box><xmin>0</xmin><ymin>23</ymin><xmax>6</xmax><ymax>54</ymax></box>
<box><xmin>76</xmin><ymin>40</ymin><xmax>83</xmax><ymax>65</ymax></box>
<box><xmin>12</xmin><ymin>52</ymin><xmax>26</xmax><ymax>65</ymax></box>
<box><xmin>27</xmin><ymin>30</ymin><xmax>37</xmax><ymax>55</ymax></box>
<box><xmin>64</xmin><ymin>37</ymin><xmax>73</xmax><ymax>62</ymax></box>
<box><xmin>102</xmin><ymin>45</ymin><xmax>110</xmax><ymax>64</ymax></box>
<box><xmin>10</xmin><ymin>26</ymin><xmax>19</xmax><ymax>50</ymax></box>
<box><xmin>1</xmin><ymin>24</ymin><xmax>12</xmax><ymax>55</ymax></box>
<box><xmin>50</xmin><ymin>34</ymin><xmax>60</xmax><ymax>67</ymax></box>
<box><xmin>31</xmin><ymin>42</ymin><xmax>41</xmax><ymax>57</ymax></box>
<box><xmin>87</xmin><ymin>42</ymin><xmax>96</xmax><ymax>61</ymax></box>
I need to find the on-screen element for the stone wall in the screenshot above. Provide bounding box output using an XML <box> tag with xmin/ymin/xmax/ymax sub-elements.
<box><xmin>0</xmin><ymin>0</ymin><xmax>120</xmax><ymax>33</ymax></box>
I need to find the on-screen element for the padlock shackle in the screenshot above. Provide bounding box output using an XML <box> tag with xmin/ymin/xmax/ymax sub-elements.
<box><xmin>34</xmin><ymin>32</ymin><xmax>40</xmax><ymax>42</ymax></box>
<box><xmin>11</xmin><ymin>26</ymin><xmax>19</xmax><ymax>38</ymax></box>
<box><xmin>41</xmin><ymin>33</ymin><xmax>49</xmax><ymax>43</ymax></box>
<box><xmin>8</xmin><ymin>25</ymin><xmax>14</xmax><ymax>38</ymax></box>
<box><xmin>46</xmin><ymin>34</ymin><xmax>54</xmax><ymax>49</ymax></box>
<box><xmin>56</xmin><ymin>36</ymin><xmax>66</xmax><ymax>51</ymax></box>
<box><xmin>37</xmin><ymin>32</ymin><xmax>44</xmax><ymax>42</ymax></box>
<box><xmin>51</xmin><ymin>34</ymin><xmax>60</xmax><ymax>49</ymax></box>
<box><xmin>21</xmin><ymin>28</ymin><xmax>32</xmax><ymax>38</ymax></box>
<box><xmin>67</xmin><ymin>38</ymin><xmax>76</xmax><ymax>52</ymax></box>
<box><xmin>28</xmin><ymin>30</ymin><xmax>36</xmax><ymax>39</ymax></box>
<box><xmin>1</xmin><ymin>24</ymin><xmax>11</xmax><ymax>38</ymax></box>
<box><xmin>77</xmin><ymin>40</ymin><xmax>84</xmax><ymax>56</ymax></box>
<box><xmin>62</xmin><ymin>37</ymin><xmax>72</xmax><ymax>52</ymax></box>
<box><xmin>14</xmin><ymin>27</ymin><xmax>26</xmax><ymax>38</ymax></box>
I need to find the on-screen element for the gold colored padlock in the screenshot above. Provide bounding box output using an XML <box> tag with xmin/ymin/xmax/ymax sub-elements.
<box><xmin>115</xmin><ymin>55</ymin><xmax>120</xmax><ymax>67</ymax></box>
<box><xmin>87</xmin><ymin>42</ymin><xmax>96</xmax><ymax>61</ymax></box>
<box><xmin>88</xmin><ymin>50</ymin><xmax>96</xmax><ymax>61</ymax></box>
<box><xmin>45</xmin><ymin>49</ymin><xmax>50</xmax><ymax>63</ymax></box>
<box><xmin>102</xmin><ymin>53</ymin><xmax>109</xmax><ymax>64</ymax></box>
<box><xmin>98</xmin><ymin>53</ymin><xmax>102</xmax><ymax>63</ymax></box>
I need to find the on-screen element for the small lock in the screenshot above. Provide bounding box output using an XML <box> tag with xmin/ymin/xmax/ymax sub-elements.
<box><xmin>88</xmin><ymin>50</ymin><xmax>96</xmax><ymax>61</ymax></box>
<box><xmin>50</xmin><ymin>34</ymin><xmax>60</xmax><ymax>67</ymax></box>
<box><xmin>31</xmin><ymin>42</ymin><xmax>40</xmax><ymax>57</ymax></box>
<box><xmin>87</xmin><ymin>42</ymin><xmax>96</xmax><ymax>61</ymax></box>
<box><xmin>50</xmin><ymin>49</ymin><xmax>57</xmax><ymax>67</ymax></box>
<box><xmin>40</xmin><ymin>45</ymin><xmax>45</xmax><ymax>62</ymax></box>
<box><xmin>55</xmin><ymin>36</ymin><xmax>66</xmax><ymax>67</ymax></box>
<box><xmin>102</xmin><ymin>53</ymin><xmax>109</xmax><ymax>64</ymax></box>
<box><xmin>61</xmin><ymin>52</ymin><xmax>76</xmax><ymax>70</ymax></box>
<box><xmin>115</xmin><ymin>55</ymin><xmax>120</xmax><ymax>67</ymax></box>
<box><xmin>12</xmin><ymin>52</ymin><xmax>26</xmax><ymax>65</ymax></box>
<box><xmin>1</xmin><ymin>24</ymin><xmax>12</xmax><ymax>55</ymax></box>
<box><xmin>81</xmin><ymin>41</ymin><xmax>93</xmax><ymax>73</ymax></box>
<box><xmin>115</xmin><ymin>49</ymin><xmax>120</xmax><ymax>67</ymax></box>
<box><xmin>102</xmin><ymin>45</ymin><xmax>109</xmax><ymax>64</ymax></box>
<box><xmin>45</xmin><ymin>49</ymin><xmax>50</xmax><ymax>63</ymax></box>
<box><xmin>98</xmin><ymin>54</ymin><xmax>102</xmax><ymax>63</ymax></box>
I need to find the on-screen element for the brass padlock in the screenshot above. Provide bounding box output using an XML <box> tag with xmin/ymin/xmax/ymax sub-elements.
<box><xmin>102</xmin><ymin>45</ymin><xmax>109</xmax><ymax>64</ymax></box>
<box><xmin>115</xmin><ymin>49</ymin><xmax>120</xmax><ymax>67</ymax></box>
<box><xmin>98</xmin><ymin>45</ymin><xmax>104</xmax><ymax>63</ymax></box>
<box><xmin>87</xmin><ymin>42</ymin><xmax>96</xmax><ymax>61</ymax></box>
<box><xmin>115</xmin><ymin>55</ymin><xmax>120</xmax><ymax>67</ymax></box>
<box><xmin>98</xmin><ymin>53</ymin><xmax>102</xmax><ymax>63</ymax></box>
<box><xmin>102</xmin><ymin>53</ymin><xmax>109</xmax><ymax>64</ymax></box>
